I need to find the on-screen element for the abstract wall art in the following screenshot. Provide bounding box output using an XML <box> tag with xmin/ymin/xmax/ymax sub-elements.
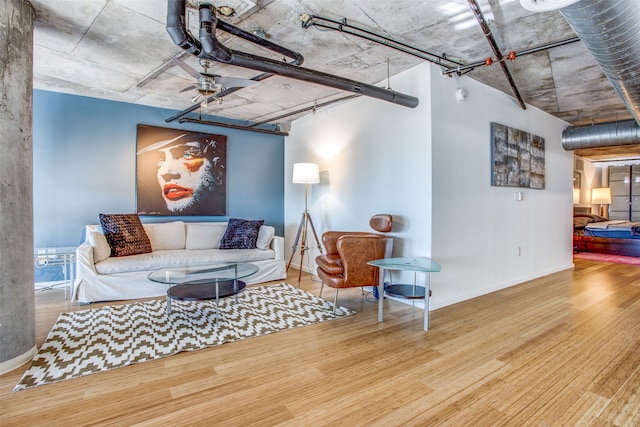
<box><xmin>491</xmin><ymin>122</ymin><xmax>545</xmax><ymax>189</ymax></box>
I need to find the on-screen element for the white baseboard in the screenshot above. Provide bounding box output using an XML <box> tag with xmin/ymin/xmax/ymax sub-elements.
<box><xmin>34</xmin><ymin>280</ymin><xmax>69</xmax><ymax>290</ymax></box>
<box><xmin>431</xmin><ymin>263</ymin><xmax>575</xmax><ymax>310</ymax></box>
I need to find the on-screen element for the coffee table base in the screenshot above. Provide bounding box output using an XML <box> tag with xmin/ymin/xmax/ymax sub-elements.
<box><xmin>166</xmin><ymin>280</ymin><xmax>247</xmax><ymax>325</ymax></box>
<box><xmin>167</xmin><ymin>280</ymin><xmax>246</xmax><ymax>301</ymax></box>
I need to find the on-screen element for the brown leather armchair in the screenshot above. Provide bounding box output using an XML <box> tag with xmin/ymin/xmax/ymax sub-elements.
<box><xmin>315</xmin><ymin>214</ymin><xmax>393</xmax><ymax>311</ymax></box>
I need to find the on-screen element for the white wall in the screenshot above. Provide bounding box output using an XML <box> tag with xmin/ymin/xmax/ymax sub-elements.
<box><xmin>575</xmin><ymin>156</ymin><xmax>607</xmax><ymax>214</ymax></box>
<box><xmin>285</xmin><ymin>61</ymin><xmax>574</xmax><ymax>310</ymax></box>
<box><xmin>285</xmin><ymin>64</ymin><xmax>433</xmax><ymax>275</ymax></box>
<box><xmin>430</xmin><ymin>66</ymin><xmax>574</xmax><ymax>308</ymax></box>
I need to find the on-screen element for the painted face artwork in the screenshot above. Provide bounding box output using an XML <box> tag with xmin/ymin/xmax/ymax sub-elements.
<box><xmin>156</xmin><ymin>140</ymin><xmax>218</xmax><ymax>212</ymax></box>
<box><xmin>137</xmin><ymin>127</ymin><xmax>227</xmax><ymax>216</ymax></box>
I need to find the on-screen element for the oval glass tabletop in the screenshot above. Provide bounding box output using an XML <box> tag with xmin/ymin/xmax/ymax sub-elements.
<box><xmin>148</xmin><ymin>262</ymin><xmax>259</xmax><ymax>285</ymax></box>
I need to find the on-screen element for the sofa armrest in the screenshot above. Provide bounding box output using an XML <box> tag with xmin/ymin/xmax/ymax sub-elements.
<box><xmin>73</xmin><ymin>241</ymin><xmax>98</xmax><ymax>299</ymax></box>
<box><xmin>271</xmin><ymin>235</ymin><xmax>284</xmax><ymax>260</ymax></box>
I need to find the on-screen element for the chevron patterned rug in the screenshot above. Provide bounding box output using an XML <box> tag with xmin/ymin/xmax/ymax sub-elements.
<box><xmin>15</xmin><ymin>283</ymin><xmax>353</xmax><ymax>391</ymax></box>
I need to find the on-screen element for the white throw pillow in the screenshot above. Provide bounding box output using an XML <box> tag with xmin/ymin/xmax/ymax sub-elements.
<box><xmin>256</xmin><ymin>225</ymin><xmax>275</xmax><ymax>250</ymax></box>
<box><xmin>88</xmin><ymin>231</ymin><xmax>111</xmax><ymax>262</ymax></box>
<box><xmin>185</xmin><ymin>223</ymin><xmax>227</xmax><ymax>250</ymax></box>
<box><xmin>143</xmin><ymin>221</ymin><xmax>186</xmax><ymax>251</ymax></box>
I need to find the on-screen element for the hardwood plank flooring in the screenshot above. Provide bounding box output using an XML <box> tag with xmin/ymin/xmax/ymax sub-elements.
<box><xmin>1</xmin><ymin>259</ymin><xmax>639</xmax><ymax>426</ymax></box>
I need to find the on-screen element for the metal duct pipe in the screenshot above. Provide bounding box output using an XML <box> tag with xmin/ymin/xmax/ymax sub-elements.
<box><xmin>221</xmin><ymin>51</ymin><xmax>419</xmax><ymax>108</ymax></box>
<box><xmin>166</xmin><ymin>0</ymin><xmax>202</xmax><ymax>56</ymax></box>
<box><xmin>179</xmin><ymin>118</ymin><xmax>289</xmax><ymax>136</ymax></box>
<box><xmin>561</xmin><ymin>119</ymin><xmax>640</xmax><ymax>150</ymax></box>
<box><xmin>166</xmin><ymin>0</ymin><xmax>419</xmax><ymax>109</ymax></box>
<box><xmin>558</xmin><ymin>0</ymin><xmax>640</xmax><ymax>124</ymax></box>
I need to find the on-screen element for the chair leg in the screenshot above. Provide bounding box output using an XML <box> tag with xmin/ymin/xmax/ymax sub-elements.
<box><xmin>319</xmin><ymin>282</ymin><xmax>324</xmax><ymax>298</ymax></box>
<box><xmin>333</xmin><ymin>288</ymin><xmax>339</xmax><ymax>312</ymax></box>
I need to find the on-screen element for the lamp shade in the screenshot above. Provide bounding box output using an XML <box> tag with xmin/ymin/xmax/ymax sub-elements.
<box><xmin>292</xmin><ymin>163</ymin><xmax>319</xmax><ymax>184</ymax></box>
<box><xmin>591</xmin><ymin>187</ymin><xmax>612</xmax><ymax>204</ymax></box>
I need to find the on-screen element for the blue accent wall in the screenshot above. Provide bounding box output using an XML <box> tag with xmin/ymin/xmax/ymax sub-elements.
<box><xmin>33</xmin><ymin>90</ymin><xmax>285</xmax><ymax>249</ymax></box>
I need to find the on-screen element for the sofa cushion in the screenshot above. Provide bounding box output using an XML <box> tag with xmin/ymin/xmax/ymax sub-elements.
<box><xmin>143</xmin><ymin>221</ymin><xmax>185</xmax><ymax>250</ymax></box>
<box><xmin>99</xmin><ymin>213</ymin><xmax>152</xmax><ymax>257</ymax></box>
<box><xmin>220</xmin><ymin>218</ymin><xmax>264</xmax><ymax>249</ymax></box>
<box><xmin>256</xmin><ymin>225</ymin><xmax>275</xmax><ymax>250</ymax></box>
<box><xmin>185</xmin><ymin>222</ymin><xmax>227</xmax><ymax>250</ymax></box>
<box><xmin>94</xmin><ymin>248</ymin><xmax>275</xmax><ymax>274</ymax></box>
<box><xmin>88</xmin><ymin>231</ymin><xmax>111</xmax><ymax>262</ymax></box>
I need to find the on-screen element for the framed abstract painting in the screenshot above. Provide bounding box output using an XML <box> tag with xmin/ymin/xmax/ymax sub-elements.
<box><xmin>491</xmin><ymin>122</ymin><xmax>545</xmax><ymax>189</ymax></box>
<box><xmin>136</xmin><ymin>124</ymin><xmax>227</xmax><ymax>216</ymax></box>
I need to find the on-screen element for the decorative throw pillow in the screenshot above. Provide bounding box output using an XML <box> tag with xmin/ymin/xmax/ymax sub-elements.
<box><xmin>256</xmin><ymin>225</ymin><xmax>275</xmax><ymax>250</ymax></box>
<box><xmin>99</xmin><ymin>213</ymin><xmax>152</xmax><ymax>257</ymax></box>
<box><xmin>88</xmin><ymin>231</ymin><xmax>112</xmax><ymax>262</ymax></box>
<box><xmin>220</xmin><ymin>218</ymin><xmax>265</xmax><ymax>249</ymax></box>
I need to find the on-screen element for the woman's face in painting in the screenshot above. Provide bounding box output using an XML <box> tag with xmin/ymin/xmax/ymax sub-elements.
<box><xmin>156</xmin><ymin>141</ymin><xmax>215</xmax><ymax>212</ymax></box>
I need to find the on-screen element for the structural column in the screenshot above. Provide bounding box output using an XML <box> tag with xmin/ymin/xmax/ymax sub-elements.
<box><xmin>0</xmin><ymin>0</ymin><xmax>36</xmax><ymax>373</ymax></box>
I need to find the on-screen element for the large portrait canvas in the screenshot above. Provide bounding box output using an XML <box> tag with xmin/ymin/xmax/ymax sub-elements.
<box><xmin>491</xmin><ymin>122</ymin><xmax>545</xmax><ymax>189</ymax></box>
<box><xmin>136</xmin><ymin>125</ymin><xmax>227</xmax><ymax>216</ymax></box>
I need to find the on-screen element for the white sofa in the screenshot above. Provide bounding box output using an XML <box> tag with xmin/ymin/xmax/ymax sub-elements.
<box><xmin>73</xmin><ymin>221</ymin><xmax>286</xmax><ymax>303</ymax></box>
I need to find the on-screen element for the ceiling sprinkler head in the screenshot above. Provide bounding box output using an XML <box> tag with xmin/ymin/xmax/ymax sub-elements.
<box><xmin>300</xmin><ymin>14</ymin><xmax>311</xmax><ymax>23</ymax></box>
<box><xmin>253</xmin><ymin>28</ymin><xmax>268</xmax><ymax>39</ymax></box>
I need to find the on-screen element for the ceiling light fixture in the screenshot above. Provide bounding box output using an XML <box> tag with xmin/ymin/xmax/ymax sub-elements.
<box><xmin>519</xmin><ymin>0</ymin><xmax>581</xmax><ymax>12</ymax></box>
<box><xmin>217</xmin><ymin>6</ymin><xmax>235</xmax><ymax>17</ymax></box>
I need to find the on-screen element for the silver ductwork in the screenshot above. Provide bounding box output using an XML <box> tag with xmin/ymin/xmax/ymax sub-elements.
<box><xmin>559</xmin><ymin>0</ymin><xmax>640</xmax><ymax>125</ymax></box>
<box><xmin>561</xmin><ymin>119</ymin><xmax>640</xmax><ymax>150</ymax></box>
<box><xmin>521</xmin><ymin>0</ymin><xmax>640</xmax><ymax>150</ymax></box>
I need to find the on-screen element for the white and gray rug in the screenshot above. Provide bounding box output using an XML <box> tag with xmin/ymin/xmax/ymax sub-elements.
<box><xmin>15</xmin><ymin>283</ymin><xmax>353</xmax><ymax>391</ymax></box>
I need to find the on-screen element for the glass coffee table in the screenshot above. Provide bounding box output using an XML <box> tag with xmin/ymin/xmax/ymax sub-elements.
<box><xmin>148</xmin><ymin>262</ymin><xmax>258</xmax><ymax>325</ymax></box>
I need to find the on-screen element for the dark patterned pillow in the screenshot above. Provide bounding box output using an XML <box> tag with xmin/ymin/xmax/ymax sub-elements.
<box><xmin>99</xmin><ymin>213</ymin><xmax>152</xmax><ymax>257</ymax></box>
<box><xmin>220</xmin><ymin>218</ymin><xmax>265</xmax><ymax>249</ymax></box>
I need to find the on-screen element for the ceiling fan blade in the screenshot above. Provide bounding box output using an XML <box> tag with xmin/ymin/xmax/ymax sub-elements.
<box><xmin>178</xmin><ymin>84</ymin><xmax>198</xmax><ymax>93</ymax></box>
<box><xmin>214</xmin><ymin>76</ymin><xmax>260</xmax><ymax>88</ymax></box>
<box><xmin>171</xmin><ymin>57</ymin><xmax>202</xmax><ymax>80</ymax></box>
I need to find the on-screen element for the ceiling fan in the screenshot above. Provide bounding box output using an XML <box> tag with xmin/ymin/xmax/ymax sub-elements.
<box><xmin>172</xmin><ymin>57</ymin><xmax>258</xmax><ymax>107</ymax></box>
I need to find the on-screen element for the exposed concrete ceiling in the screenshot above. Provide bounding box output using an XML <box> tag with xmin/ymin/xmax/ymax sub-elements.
<box><xmin>29</xmin><ymin>0</ymin><xmax>639</xmax><ymax>161</ymax></box>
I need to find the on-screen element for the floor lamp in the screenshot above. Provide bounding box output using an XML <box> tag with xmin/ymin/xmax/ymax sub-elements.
<box><xmin>287</xmin><ymin>163</ymin><xmax>323</xmax><ymax>287</ymax></box>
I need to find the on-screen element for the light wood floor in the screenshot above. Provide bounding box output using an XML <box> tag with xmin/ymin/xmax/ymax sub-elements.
<box><xmin>1</xmin><ymin>259</ymin><xmax>639</xmax><ymax>426</ymax></box>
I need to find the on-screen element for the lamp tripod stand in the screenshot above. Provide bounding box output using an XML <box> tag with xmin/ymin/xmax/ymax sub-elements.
<box><xmin>287</xmin><ymin>182</ymin><xmax>323</xmax><ymax>287</ymax></box>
